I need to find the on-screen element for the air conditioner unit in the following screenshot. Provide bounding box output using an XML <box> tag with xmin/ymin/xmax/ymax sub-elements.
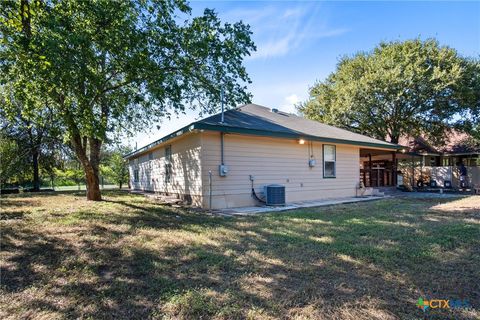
<box><xmin>264</xmin><ymin>184</ymin><xmax>285</xmax><ymax>206</ymax></box>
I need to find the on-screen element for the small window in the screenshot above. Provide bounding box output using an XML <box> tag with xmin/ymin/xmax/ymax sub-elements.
<box><xmin>323</xmin><ymin>144</ymin><xmax>336</xmax><ymax>178</ymax></box>
<box><xmin>134</xmin><ymin>169</ymin><xmax>139</xmax><ymax>182</ymax></box>
<box><xmin>148</xmin><ymin>152</ymin><xmax>153</xmax><ymax>160</ymax></box>
<box><xmin>146</xmin><ymin>170</ymin><xmax>151</xmax><ymax>187</ymax></box>
<box><xmin>165</xmin><ymin>145</ymin><xmax>172</xmax><ymax>183</ymax></box>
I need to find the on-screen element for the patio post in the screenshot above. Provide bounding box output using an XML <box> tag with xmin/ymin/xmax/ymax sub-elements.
<box><xmin>392</xmin><ymin>151</ymin><xmax>397</xmax><ymax>186</ymax></box>
<box><xmin>411</xmin><ymin>154</ymin><xmax>415</xmax><ymax>188</ymax></box>
<box><xmin>368</xmin><ymin>153</ymin><xmax>372</xmax><ymax>187</ymax></box>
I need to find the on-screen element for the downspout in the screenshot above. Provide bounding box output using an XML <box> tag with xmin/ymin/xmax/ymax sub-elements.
<box><xmin>221</xmin><ymin>132</ymin><xmax>225</xmax><ymax>165</ymax></box>
<box><xmin>219</xmin><ymin>87</ymin><xmax>227</xmax><ymax>175</ymax></box>
<box><xmin>220</xmin><ymin>87</ymin><xmax>225</xmax><ymax>166</ymax></box>
<box><xmin>208</xmin><ymin>170</ymin><xmax>212</xmax><ymax>209</ymax></box>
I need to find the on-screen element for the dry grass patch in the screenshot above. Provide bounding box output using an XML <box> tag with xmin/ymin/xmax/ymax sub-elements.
<box><xmin>1</xmin><ymin>191</ymin><xmax>479</xmax><ymax>319</ymax></box>
<box><xmin>430</xmin><ymin>195</ymin><xmax>480</xmax><ymax>213</ymax></box>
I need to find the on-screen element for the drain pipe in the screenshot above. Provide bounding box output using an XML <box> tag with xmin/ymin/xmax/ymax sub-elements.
<box><xmin>220</xmin><ymin>132</ymin><xmax>225</xmax><ymax>165</ymax></box>
<box><xmin>220</xmin><ymin>87</ymin><xmax>224</xmax><ymax>165</ymax></box>
<box><xmin>208</xmin><ymin>170</ymin><xmax>213</xmax><ymax>209</ymax></box>
<box><xmin>219</xmin><ymin>88</ymin><xmax>227</xmax><ymax>175</ymax></box>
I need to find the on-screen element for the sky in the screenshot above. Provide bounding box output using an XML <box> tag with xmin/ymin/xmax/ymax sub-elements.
<box><xmin>129</xmin><ymin>0</ymin><xmax>480</xmax><ymax>149</ymax></box>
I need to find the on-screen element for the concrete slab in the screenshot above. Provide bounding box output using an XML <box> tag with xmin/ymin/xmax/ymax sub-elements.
<box><xmin>213</xmin><ymin>196</ymin><xmax>388</xmax><ymax>217</ymax></box>
<box><xmin>395</xmin><ymin>192</ymin><xmax>469</xmax><ymax>199</ymax></box>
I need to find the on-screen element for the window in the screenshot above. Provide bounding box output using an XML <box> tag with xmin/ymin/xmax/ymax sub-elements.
<box><xmin>148</xmin><ymin>152</ymin><xmax>154</xmax><ymax>160</ymax></box>
<box><xmin>165</xmin><ymin>145</ymin><xmax>172</xmax><ymax>183</ymax></box>
<box><xmin>133</xmin><ymin>169</ymin><xmax>139</xmax><ymax>182</ymax></box>
<box><xmin>146</xmin><ymin>170</ymin><xmax>151</xmax><ymax>188</ymax></box>
<box><xmin>323</xmin><ymin>144</ymin><xmax>336</xmax><ymax>178</ymax></box>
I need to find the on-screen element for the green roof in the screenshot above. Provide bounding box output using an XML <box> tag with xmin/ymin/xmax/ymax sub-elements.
<box><xmin>125</xmin><ymin>104</ymin><xmax>401</xmax><ymax>158</ymax></box>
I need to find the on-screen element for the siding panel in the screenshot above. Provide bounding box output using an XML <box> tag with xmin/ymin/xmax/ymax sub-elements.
<box><xmin>201</xmin><ymin>132</ymin><xmax>360</xmax><ymax>208</ymax></box>
<box><xmin>128</xmin><ymin>133</ymin><xmax>203</xmax><ymax>206</ymax></box>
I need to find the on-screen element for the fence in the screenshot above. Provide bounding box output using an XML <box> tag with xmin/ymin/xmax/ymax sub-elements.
<box><xmin>400</xmin><ymin>166</ymin><xmax>479</xmax><ymax>188</ymax></box>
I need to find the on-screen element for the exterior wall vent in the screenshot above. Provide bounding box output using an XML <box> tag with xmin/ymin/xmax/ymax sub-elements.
<box><xmin>264</xmin><ymin>184</ymin><xmax>285</xmax><ymax>206</ymax></box>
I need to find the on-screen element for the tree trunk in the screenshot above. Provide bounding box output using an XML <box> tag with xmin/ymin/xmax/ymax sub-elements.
<box><xmin>32</xmin><ymin>149</ymin><xmax>40</xmax><ymax>191</ymax></box>
<box><xmin>85</xmin><ymin>164</ymin><xmax>101</xmax><ymax>201</ymax></box>
<box><xmin>69</xmin><ymin>130</ymin><xmax>103</xmax><ymax>201</ymax></box>
<box><xmin>390</xmin><ymin>135</ymin><xmax>399</xmax><ymax>144</ymax></box>
<box><xmin>62</xmin><ymin>97</ymin><xmax>105</xmax><ymax>201</ymax></box>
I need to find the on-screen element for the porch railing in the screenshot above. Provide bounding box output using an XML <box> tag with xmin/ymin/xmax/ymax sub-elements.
<box><xmin>360</xmin><ymin>168</ymin><xmax>395</xmax><ymax>187</ymax></box>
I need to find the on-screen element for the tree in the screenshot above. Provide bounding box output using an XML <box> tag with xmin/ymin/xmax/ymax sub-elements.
<box><xmin>0</xmin><ymin>103</ymin><xmax>61</xmax><ymax>190</ymax></box>
<box><xmin>1</xmin><ymin>0</ymin><xmax>255</xmax><ymax>200</ymax></box>
<box><xmin>101</xmin><ymin>153</ymin><xmax>129</xmax><ymax>189</ymax></box>
<box><xmin>0</xmin><ymin>132</ymin><xmax>27</xmax><ymax>187</ymax></box>
<box><xmin>456</xmin><ymin>58</ymin><xmax>480</xmax><ymax>140</ymax></box>
<box><xmin>53</xmin><ymin>166</ymin><xmax>84</xmax><ymax>189</ymax></box>
<box><xmin>100</xmin><ymin>146</ymin><xmax>131</xmax><ymax>189</ymax></box>
<box><xmin>1</xmin><ymin>83</ymin><xmax>63</xmax><ymax>190</ymax></box>
<box><xmin>299</xmin><ymin>39</ymin><xmax>478</xmax><ymax>145</ymax></box>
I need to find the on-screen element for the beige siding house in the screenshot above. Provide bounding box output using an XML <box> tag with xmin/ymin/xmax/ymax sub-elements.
<box><xmin>126</xmin><ymin>104</ymin><xmax>400</xmax><ymax>209</ymax></box>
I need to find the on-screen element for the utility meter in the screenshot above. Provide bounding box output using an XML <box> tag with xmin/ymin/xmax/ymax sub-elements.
<box><xmin>219</xmin><ymin>164</ymin><xmax>228</xmax><ymax>177</ymax></box>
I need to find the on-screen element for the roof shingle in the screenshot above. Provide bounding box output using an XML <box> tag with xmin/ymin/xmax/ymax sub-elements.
<box><xmin>126</xmin><ymin>104</ymin><xmax>400</xmax><ymax>158</ymax></box>
<box><xmin>198</xmin><ymin>104</ymin><xmax>399</xmax><ymax>148</ymax></box>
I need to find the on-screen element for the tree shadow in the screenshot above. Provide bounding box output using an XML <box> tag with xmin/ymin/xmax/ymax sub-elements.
<box><xmin>1</xmin><ymin>194</ymin><xmax>478</xmax><ymax>319</ymax></box>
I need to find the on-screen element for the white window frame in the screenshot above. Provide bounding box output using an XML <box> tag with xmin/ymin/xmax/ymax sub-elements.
<box><xmin>323</xmin><ymin>144</ymin><xmax>336</xmax><ymax>178</ymax></box>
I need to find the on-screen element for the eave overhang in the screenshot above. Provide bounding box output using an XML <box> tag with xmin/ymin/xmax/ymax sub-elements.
<box><xmin>124</xmin><ymin>123</ymin><xmax>402</xmax><ymax>159</ymax></box>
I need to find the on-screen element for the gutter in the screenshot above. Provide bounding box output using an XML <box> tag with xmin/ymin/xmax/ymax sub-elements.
<box><xmin>124</xmin><ymin>122</ymin><xmax>402</xmax><ymax>159</ymax></box>
<box><xmin>194</xmin><ymin>123</ymin><xmax>402</xmax><ymax>150</ymax></box>
<box><xmin>123</xmin><ymin>124</ymin><xmax>197</xmax><ymax>159</ymax></box>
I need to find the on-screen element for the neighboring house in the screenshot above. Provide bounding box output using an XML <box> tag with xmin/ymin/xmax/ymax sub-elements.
<box><xmin>125</xmin><ymin>104</ymin><xmax>401</xmax><ymax>209</ymax></box>
<box><xmin>398</xmin><ymin>132</ymin><xmax>480</xmax><ymax>167</ymax></box>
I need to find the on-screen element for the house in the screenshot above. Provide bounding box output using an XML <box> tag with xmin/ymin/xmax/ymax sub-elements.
<box><xmin>125</xmin><ymin>104</ymin><xmax>401</xmax><ymax>209</ymax></box>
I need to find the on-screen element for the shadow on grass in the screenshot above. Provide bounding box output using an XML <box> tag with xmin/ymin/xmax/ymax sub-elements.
<box><xmin>1</xmin><ymin>193</ymin><xmax>479</xmax><ymax>319</ymax></box>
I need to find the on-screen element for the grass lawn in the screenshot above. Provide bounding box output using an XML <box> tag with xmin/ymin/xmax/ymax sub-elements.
<box><xmin>1</xmin><ymin>191</ymin><xmax>479</xmax><ymax>319</ymax></box>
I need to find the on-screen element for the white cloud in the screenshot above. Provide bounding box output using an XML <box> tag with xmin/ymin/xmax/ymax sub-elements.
<box><xmin>281</xmin><ymin>94</ymin><xmax>303</xmax><ymax>114</ymax></box>
<box><xmin>285</xmin><ymin>94</ymin><xmax>300</xmax><ymax>105</ymax></box>
<box><xmin>282</xmin><ymin>8</ymin><xmax>304</xmax><ymax>19</ymax></box>
<box><xmin>227</xmin><ymin>4</ymin><xmax>349</xmax><ymax>60</ymax></box>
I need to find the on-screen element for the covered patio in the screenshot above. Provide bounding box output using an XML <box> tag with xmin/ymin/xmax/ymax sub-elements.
<box><xmin>360</xmin><ymin>145</ymin><xmax>479</xmax><ymax>191</ymax></box>
<box><xmin>359</xmin><ymin>148</ymin><xmax>401</xmax><ymax>188</ymax></box>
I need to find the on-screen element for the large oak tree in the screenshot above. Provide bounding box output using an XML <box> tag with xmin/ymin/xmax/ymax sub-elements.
<box><xmin>299</xmin><ymin>39</ymin><xmax>479</xmax><ymax>145</ymax></box>
<box><xmin>1</xmin><ymin>0</ymin><xmax>255</xmax><ymax>200</ymax></box>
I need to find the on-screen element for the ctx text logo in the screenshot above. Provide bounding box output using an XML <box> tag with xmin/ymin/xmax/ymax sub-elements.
<box><xmin>416</xmin><ymin>297</ymin><xmax>471</xmax><ymax>312</ymax></box>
